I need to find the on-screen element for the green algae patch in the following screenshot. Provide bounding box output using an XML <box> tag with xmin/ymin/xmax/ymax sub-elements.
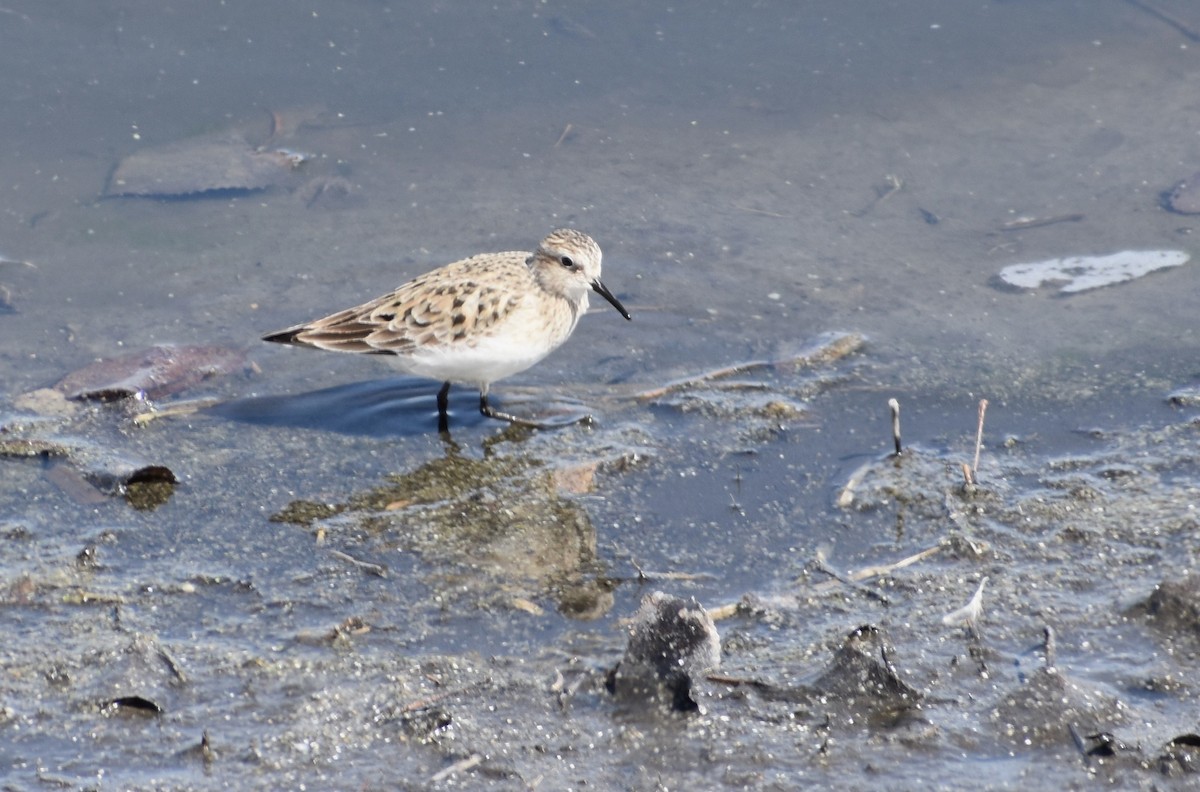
<box><xmin>272</xmin><ymin>446</ymin><xmax>598</xmax><ymax>592</ymax></box>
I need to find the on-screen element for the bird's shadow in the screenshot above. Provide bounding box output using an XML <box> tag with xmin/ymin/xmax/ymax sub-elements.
<box><xmin>210</xmin><ymin>377</ymin><xmax>591</xmax><ymax>437</ymax></box>
<box><xmin>210</xmin><ymin>377</ymin><xmax>485</xmax><ymax>437</ymax></box>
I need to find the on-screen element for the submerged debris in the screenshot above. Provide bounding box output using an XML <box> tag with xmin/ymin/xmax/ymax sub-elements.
<box><xmin>0</xmin><ymin>254</ymin><xmax>34</xmax><ymax>313</ymax></box>
<box><xmin>273</xmin><ymin>447</ymin><xmax>603</xmax><ymax>604</ymax></box>
<box><xmin>1167</xmin><ymin>170</ymin><xmax>1200</xmax><ymax>214</ymax></box>
<box><xmin>105</xmin><ymin>137</ymin><xmax>310</xmax><ymax>198</ymax></box>
<box><xmin>999</xmin><ymin>213</ymin><xmax>1085</xmax><ymax>231</ymax></box>
<box><xmin>636</xmin><ymin>331</ymin><xmax>863</xmax><ymax>401</ymax></box>
<box><xmin>996</xmin><ymin>250</ymin><xmax>1190</xmax><ymax>295</ymax></box>
<box><xmin>55</xmin><ymin>344</ymin><xmax>249</xmax><ymax>402</ymax></box>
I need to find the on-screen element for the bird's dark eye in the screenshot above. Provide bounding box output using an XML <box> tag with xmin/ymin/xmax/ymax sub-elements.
<box><xmin>560</xmin><ymin>256</ymin><xmax>575</xmax><ymax>268</ymax></box>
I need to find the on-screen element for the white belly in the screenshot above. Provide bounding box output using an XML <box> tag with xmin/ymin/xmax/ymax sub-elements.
<box><xmin>389</xmin><ymin>295</ymin><xmax>585</xmax><ymax>388</ymax></box>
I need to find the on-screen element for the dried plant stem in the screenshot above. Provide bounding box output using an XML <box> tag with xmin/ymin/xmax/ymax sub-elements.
<box><xmin>999</xmin><ymin>213</ymin><xmax>1084</xmax><ymax>231</ymax></box>
<box><xmin>971</xmin><ymin>399</ymin><xmax>988</xmax><ymax>481</ymax></box>
<box><xmin>814</xmin><ymin>558</ymin><xmax>890</xmax><ymax>604</ymax></box>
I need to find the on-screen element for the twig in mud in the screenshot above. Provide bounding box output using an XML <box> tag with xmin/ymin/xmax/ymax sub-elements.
<box><xmin>889</xmin><ymin>397</ymin><xmax>902</xmax><ymax>456</ymax></box>
<box><xmin>707</xmin><ymin>542</ymin><xmax>945</xmax><ymax>620</ymax></box>
<box><xmin>999</xmin><ymin>213</ymin><xmax>1084</xmax><ymax>231</ymax></box>
<box><xmin>623</xmin><ymin>554</ymin><xmax>715</xmax><ymax>584</ymax></box>
<box><xmin>805</xmin><ymin>543</ymin><xmax>946</xmax><ymax>597</ymax></box>
<box><xmin>430</xmin><ymin>754</ymin><xmax>483</xmax><ymax>783</ymax></box>
<box><xmin>626</xmin><ymin>559</ymin><xmax>716</xmax><ymax>584</ymax></box>
<box><xmin>971</xmin><ymin>398</ymin><xmax>988</xmax><ymax>482</ymax></box>
<box><xmin>706</xmin><ymin>602</ymin><xmax>740</xmax><ymax>621</ymax></box>
<box><xmin>329</xmin><ymin>549</ymin><xmax>387</xmax><ymax>578</ymax></box>
<box><xmin>553</xmin><ymin>123</ymin><xmax>574</xmax><ymax>148</ymax></box>
<box><xmin>1124</xmin><ymin>0</ymin><xmax>1200</xmax><ymax>42</ymax></box>
<box><xmin>835</xmin><ymin>458</ymin><xmax>871</xmax><ymax>508</ymax></box>
<box><xmin>813</xmin><ymin>556</ymin><xmax>890</xmax><ymax>604</ymax></box>
<box><xmin>826</xmin><ymin>542</ymin><xmax>945</xmax><ymax>586</ymax></box>
<box><xmin>959</xmin><ymin>462</ymin><xmax>975</xmax><ymax>489</ymax></box>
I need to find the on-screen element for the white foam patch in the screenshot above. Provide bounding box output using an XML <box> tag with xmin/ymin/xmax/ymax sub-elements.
<box><xmin>997</xmin><ymin>250</ymin><xmax>1191</xmax><ymax>294</ymax></box>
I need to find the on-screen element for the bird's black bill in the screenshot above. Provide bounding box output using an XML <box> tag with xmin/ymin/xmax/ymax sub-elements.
<box><xmin>591</xmin><ymin>279</ymin><xmax>631</xmax><ymax>320</ymax></box>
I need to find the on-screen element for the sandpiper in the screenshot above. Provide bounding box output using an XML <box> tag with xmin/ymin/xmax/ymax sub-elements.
<box><xmin>263</xmin><ymin>229</ymin><xmax>630</xmax><ymax>432</ymax></box>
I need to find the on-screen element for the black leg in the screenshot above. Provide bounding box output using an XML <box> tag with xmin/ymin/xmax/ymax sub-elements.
<box><xmin>437</xmin><ymin>381</ymin><xmax>451</xmax><ymax>433</ymax></box>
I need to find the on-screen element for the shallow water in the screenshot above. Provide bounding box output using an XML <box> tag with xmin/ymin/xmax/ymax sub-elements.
<box><xmin>3</xmin><ymin>1</ymin><xmax>1200</xmax><ymax>789</ymax></box>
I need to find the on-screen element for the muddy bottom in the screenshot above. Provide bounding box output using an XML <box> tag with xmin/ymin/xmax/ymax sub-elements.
<box><xmin>4</xmin><ymin>0</ymin><xmax>1200</xmax><ymax>789</ymax></box>
<box><xmin>3</xmin><ymin>336</ymin><xmax>1200</xmax><ymax>789</ymax></box>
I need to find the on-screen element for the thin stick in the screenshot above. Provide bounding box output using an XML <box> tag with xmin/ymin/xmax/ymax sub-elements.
<box><xmin>329</xmin><ymin>549</ymin><xmax>388</xmax><ymax>578</ymax></box>
<box><xmin>839</xmin><ymin>543</ymin><xmax>944</xmax><ymax>582</ymax></box>
<box><xmin>999</xmin><ymin>213</ymin><xmax>1084</xmax><ymax>231</ymax></box>
<box><xmin>430</xmin><ymin>754</ymin><xmax>483</xmax><ymax>783</ymax></box>
<box><xmin>553</xmin><ymin>123</ymin><xmax>574</xmax><ymax>148</ymax></box>
<box><xmin>814</xmin><ymin>558</ymin><xmax>889</xmax><ymax>604</ymax></box>
<box><xmin>888</xmin><ymin>398</ymin><xmax>902</xmax><ymax>455</ymax></box>
<box><xmin>708</xmin><ymin>541</ymin><xmax>945</xmax><ymax>619</ymax></box>
<box><xmin>972</xmin><ymin>399</ymin><xmax>988</xmax><ymax>481</ymax></box>
<box><xmin>131</xmin><ymin>397</ymin><xmax>220</xmax><ymax>426</ymax></box>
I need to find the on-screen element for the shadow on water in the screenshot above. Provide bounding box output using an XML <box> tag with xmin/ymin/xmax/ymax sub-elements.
<box><xmin>210</xmin><ymin>377</ymin><xmax>486</xmax><ymax>436</ymax></box>
<box><xmin>212</xmin><ymin>376</ymin><xmax>594</xmax><ymax>436</ymax></box>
